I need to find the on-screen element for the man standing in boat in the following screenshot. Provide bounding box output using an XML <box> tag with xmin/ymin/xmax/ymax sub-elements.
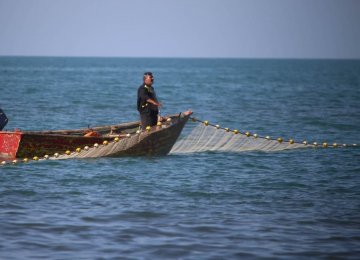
<box><xmin>137</xmin><ymin>72</ymin><xmax>162</xmax><ymax>129</ymax></box>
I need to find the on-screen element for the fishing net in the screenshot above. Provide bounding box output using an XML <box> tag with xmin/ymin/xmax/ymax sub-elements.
<box><xmin>170</xmin><ymin>122</ymin><xmax>307</xmax><ymax>154</ymax></box>
<box><xmin>50</xmin><ymin>133</ymin><xmax>144</xmax><ymax>160</ymax></box>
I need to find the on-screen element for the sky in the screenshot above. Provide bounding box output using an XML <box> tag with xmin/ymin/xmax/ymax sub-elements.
<box><xmin>0</xmin><ymin>0</ymin><xmax>359</xmax><ymax>59</ymax></box>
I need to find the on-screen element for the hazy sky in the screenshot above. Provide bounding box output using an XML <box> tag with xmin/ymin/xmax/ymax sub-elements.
<box><xmin>0</xmin><ymin>0</ymin><xmax>359</xmax><ymax>58</ymax></box>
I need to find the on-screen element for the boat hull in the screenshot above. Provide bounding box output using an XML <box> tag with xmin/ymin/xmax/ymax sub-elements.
<box><xmin>16</xmin><ymin>134</ymin><xmax>110</xmax><ymax>159</ymax></box>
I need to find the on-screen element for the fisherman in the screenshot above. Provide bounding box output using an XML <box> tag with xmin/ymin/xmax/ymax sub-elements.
<box><xmin>137</xmin><ymin>72</ymin><xmax>162</xmax><ymax>129</ymax></box>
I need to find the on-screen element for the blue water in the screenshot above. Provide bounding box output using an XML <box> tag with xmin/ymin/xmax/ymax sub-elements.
<box><xmin>1</xmin><ymin>57</ymin><xmax>360</xmax><ymax>259</ymax></box>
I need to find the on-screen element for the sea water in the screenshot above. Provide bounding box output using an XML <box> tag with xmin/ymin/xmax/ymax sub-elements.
<box><xmin>0</xmin><ymin>57</ymin><xmax>360</xmax><ymax>259</ymax></box>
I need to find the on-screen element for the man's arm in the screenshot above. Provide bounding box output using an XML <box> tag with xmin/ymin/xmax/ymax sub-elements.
<box><xmin>146</xmin><ymin>98</ymin><xmax>161</xmax><ymax>107</ymax></box>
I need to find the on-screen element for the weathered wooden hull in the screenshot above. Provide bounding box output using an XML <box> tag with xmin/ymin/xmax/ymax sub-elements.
<box><xmin>0</xmin><ymin>113</ymin><xmax>190</xmax><ymax>160</ymax></box>
<box><xmin>16</xmin><ymin>134</ymin><xmax>111</xmax><ymax>159</ymax></box>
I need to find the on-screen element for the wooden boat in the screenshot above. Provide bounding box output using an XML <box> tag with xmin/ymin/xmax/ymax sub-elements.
<box><xmin>0</xmin><ymin>111</ymin><xmax>192</xmax><ymax>160</ymax></box>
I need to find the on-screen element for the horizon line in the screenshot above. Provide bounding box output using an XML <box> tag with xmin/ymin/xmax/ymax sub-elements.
<box><xmin>0</xmin><ymin>54</ymin><xmax>360</xmax><ymax>61</ymax></box>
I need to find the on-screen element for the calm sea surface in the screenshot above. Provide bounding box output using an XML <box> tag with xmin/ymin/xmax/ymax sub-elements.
<box><xmin>1</xmin><ymin>57</ymin><xmax>360</xmax><ymax>259</ymax></box>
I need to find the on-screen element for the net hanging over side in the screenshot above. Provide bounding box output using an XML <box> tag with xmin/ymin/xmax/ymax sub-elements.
<box><xmin>170</xmin><ymin>122</ymin><xmax>310</xmax><ymax>154</ymax></box>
